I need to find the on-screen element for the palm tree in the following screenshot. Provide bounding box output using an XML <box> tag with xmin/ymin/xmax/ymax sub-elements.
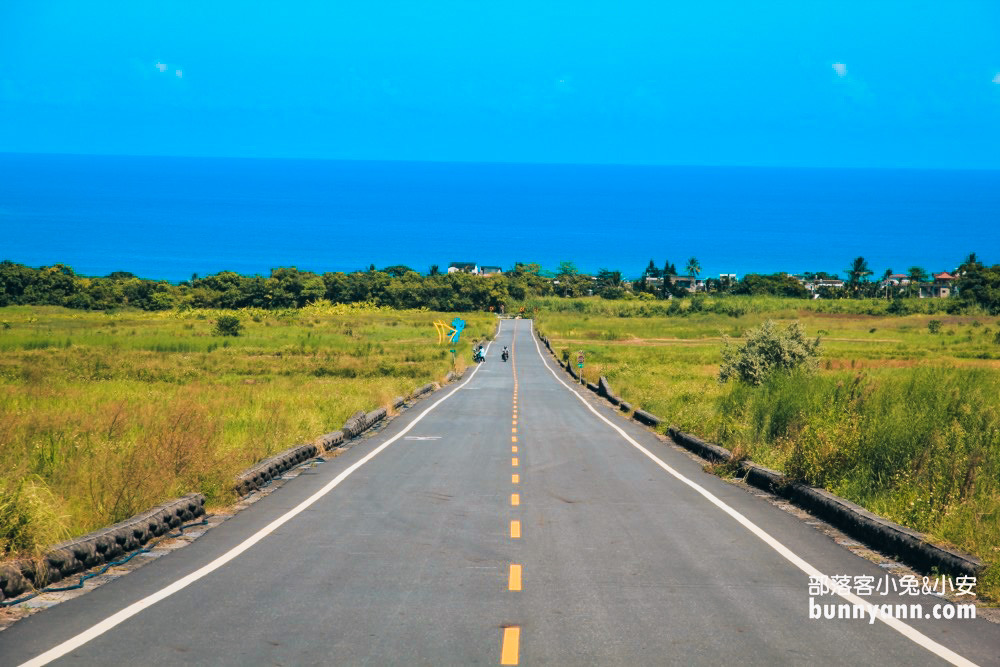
<box><xmin>429</xmin><ymin>265</ymin><xmax>440</xmax><ymax>276</ymax></box>
<box><xmin>845</xmin><ymin>256</ymin><xmax>873</xmax><ymax>293</ymax></box>
<box><xmin>907</xmin><ymin>266</ymin><xmax>928</xmax><ymax>297</ymax></box>
<box><xmin>686</xmin><ymin>257</ymin><xmax>701</xmax><ymax>278</ymax></box>
<box><xmin>958</xmin><ymin>252</ymin><xmax>980</xmax><ymax>275</ymax></box>
<box><xmin>881</xmin><ymin>268</ymin><xmax>893</xmax><ymax>299</ymax></box>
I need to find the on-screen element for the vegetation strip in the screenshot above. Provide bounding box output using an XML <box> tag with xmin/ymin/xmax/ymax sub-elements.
<box><xmin>1</xmin><ymin>373</ymin><xmax>460</xmax><ymax>606</ymax></box>
<box><xmin>535</xmin><ymin>327</ymin><xmax>985</xmax><ymax>580</ymax></box>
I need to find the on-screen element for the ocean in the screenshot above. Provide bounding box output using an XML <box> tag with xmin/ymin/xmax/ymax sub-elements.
<box><xmin>1</xmin><ymin>153</ymin><xmax>997</xmax><ymax>283</ymax></box>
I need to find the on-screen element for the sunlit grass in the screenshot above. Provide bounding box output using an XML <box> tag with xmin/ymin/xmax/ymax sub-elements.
<box><xmin>537</xmin><ymin>300</ymin><xmax>1000</xmax><ymax>597</ymax></box>
<box><xmin>0</xmin><ymin>305</ymin><xmax>494</xmax><ymax>556</ymax></box>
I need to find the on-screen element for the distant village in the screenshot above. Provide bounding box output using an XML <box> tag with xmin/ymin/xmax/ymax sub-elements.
<box><xmin>445</xmin><ymin>262</ymin><xmax>962</xmax><ymax>299</ymax></box>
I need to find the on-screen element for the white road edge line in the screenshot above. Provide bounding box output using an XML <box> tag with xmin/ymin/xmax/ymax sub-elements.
<box><xmin>528</xmin><ymin>321</ymin><xmax>978</xmax><ymax>667</ymax></box>
<box><xmin>19</xmin><ymin>325</ymin><xmax>501</xmax><ymax>667</ymax></box>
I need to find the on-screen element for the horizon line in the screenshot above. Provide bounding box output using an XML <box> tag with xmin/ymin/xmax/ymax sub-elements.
<box><xmin>3</xmin><ymin>150</ymin><xmax>999</xmax><ymax>173</ymax></box>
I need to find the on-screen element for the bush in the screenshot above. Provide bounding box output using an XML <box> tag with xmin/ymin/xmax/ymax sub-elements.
<box><xmin>213</xmin><ymin>315</ymin><xmax>243</xmax><ymax>337</ymax></box>
<box><xmin>928</xmin><ymin>319</ymin><xmax>942</xmax><ymax>334</ymax></box>
<box><xmin>719</xmin><ymin>320</ymin><xmax>821</xmax><ymax>386</ymax></box>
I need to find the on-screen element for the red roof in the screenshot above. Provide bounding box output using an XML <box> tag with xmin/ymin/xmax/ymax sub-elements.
<box><xmin>934</xmin><ymin>272</ymin><xmax>955</xmax><ymax>281</ymax></box>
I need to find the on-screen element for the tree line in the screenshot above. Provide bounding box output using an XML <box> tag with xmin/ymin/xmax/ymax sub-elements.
<box><xmin>1</xmin><ymin>255</ymin><xmax>998</xmax><ymax>314</ymax></box>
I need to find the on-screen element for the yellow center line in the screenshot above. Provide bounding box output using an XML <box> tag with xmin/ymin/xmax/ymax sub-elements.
<box><xmin>512</xmin><ymin>427</ymin><xmax>517</xmax><ymax>433</ymax></box>
<box><xmin>511</xmin><ymin>445</ymin><xmax>518</xmax><ymax>453</ymax></box>
<box><xmin>512</xmin><ymin>457</ymin><xmax>519</xmax><ymax>467</ymax></box>
<box><xmin>508</xmin><ymin>564</ymin><xmax>522</xmax><ymax>591</ymax></box>
<box><xmin>510</xmin><ymin>520</ymin><xmax>521</xmax><ymax>538</ymax></box>
<box><xmin>512</xmin><ymin>420</ymin><xmax>517</xmax><ymax>426</ymax></box>
<box><xmin>511</xmin><ymin>493</ymin><xmax>520</xmax><ymax>506</ymax></box>
<box><xmin>512</xmin><ymin>473</ymin><xmax>519</xmax><ymax>484</ymax></box>
<box><xmin>512</xmin><ymin>436</ymin><xmax>518</xmax><ymax>443</ymax></box>
<box><xmin>501</xmin><ymin>626</ymin><xmax>520</xmax><ymax>665</ymax></box>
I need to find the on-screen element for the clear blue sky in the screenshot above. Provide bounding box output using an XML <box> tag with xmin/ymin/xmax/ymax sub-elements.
<box><xmin>1</xmin><ymin>1</ymin><xmax>998</xmax><ymax>168</ymax></box>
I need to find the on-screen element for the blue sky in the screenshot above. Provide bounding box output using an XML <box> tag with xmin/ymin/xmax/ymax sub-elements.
<box><xmin>1</xmin><ymin>1</ymin><xmax>998</xmax><ymax>168</ymax></box>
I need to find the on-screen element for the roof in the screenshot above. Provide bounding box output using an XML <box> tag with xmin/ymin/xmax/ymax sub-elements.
<box><xmin>448</xmin><ymin>262</ymin><xmax>477</xmax><ymax>269</ymax></box>
<box><xmin>934</xmin><ymin>272</ymin><xmax>955</xmax><ymax>280</ymax></box>
<box><xmin>890</xmin><ymin>273</ymin><xmax>907</xmax><ymax>279</ymax></box>
<box><xmin>480</xmin><ymin>266</ymin><xmax>503</xmax><ymax>273</ymax></box>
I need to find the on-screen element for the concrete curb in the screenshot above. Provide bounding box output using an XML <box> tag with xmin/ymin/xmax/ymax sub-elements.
<box><xmin>668</xmin><ymin>428</ymin><xmax>985</xmax><ymax>578</ymax></box>
<box><xmin>0</xmin><ymin>494</ymin><xmax>206</xmax><ymax>601</ymax></box>
<box><xmin>632</xmin><ymin>409</ymin><xmax>663</xmax><ymax>427</ymax></box>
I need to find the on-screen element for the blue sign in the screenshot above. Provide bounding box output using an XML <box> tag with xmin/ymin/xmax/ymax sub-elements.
<box><xmin>450</xmin><ymin>318</ymin><xmax>465</xmax><ymax>343</ymax></box>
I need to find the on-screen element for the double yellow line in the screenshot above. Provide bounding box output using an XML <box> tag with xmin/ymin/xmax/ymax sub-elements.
<box><xmin>503</xmin><ymin>322</ymin><xmax>522</xmax><ymax>665</ymax></box>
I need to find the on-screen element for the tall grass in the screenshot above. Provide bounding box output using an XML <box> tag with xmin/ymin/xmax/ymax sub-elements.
<box><xmin>0</xmin><ymin>306</ymin><xmax>495</xmax><ymax>557</ymax></box>
<box><xmin>537</xmin><ymin>305</ymin><xmax>1000</xmax><ymax>596</ymax></box>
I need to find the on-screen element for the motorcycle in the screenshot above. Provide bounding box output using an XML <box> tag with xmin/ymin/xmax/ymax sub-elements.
<box><xmin>473</xmin><ymin>347</ymin><xmax>485</xmax><ymax>363</ymax></box>
<box><xmin>501</xmin><ymin>349</ymin><xmax>509</xmax><ymax>362</ymax></box>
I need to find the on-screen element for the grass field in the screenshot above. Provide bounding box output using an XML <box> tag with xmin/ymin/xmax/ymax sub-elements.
<box><xmin>535</xmin><ymin>296</ymin><xmax>1000</xmax><ymax>597</ymax></box>
<box><xmin>0</xmin><ymin>304</ymin><xmax>494</xmax><ymax>557</ymax></box>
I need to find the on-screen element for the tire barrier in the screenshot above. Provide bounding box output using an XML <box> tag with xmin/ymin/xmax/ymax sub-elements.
<box><xmin>534</xmin><ymin>325</ymin><xmax>983</xmax><ymax>578</ymax></box>
<box><xmin>341</xmin><ymin>410</ymin><xmax>369</xmax><ymax>438</ymax></box>
<box><xmin>3</xmin><ymin>378</ymin><xmax>456</xmax><ymax>604</ymax></box>
<box><xmin>412</xmin><ymin>382</ymin><xmax>435</xmax><ymax>399</ymax></box>
<box><xmin>317</xmin><ymin>430</ymin><xmax>346</xmax><ymax>451</ymax></box>
<box><xmin>0</xmin><ymin>494</ymin><xmax>205</xmax><ymax>602</ymax></box>
<box><xmin>238</xmin><ymin>384</ymin><xmax>442</xmax><ymax>499</ymax></box>
<box><xmin>667</xmin><ymin>428</ymin><xmax>985</xmax><ymax>578</ymax></box>
<box><xmin>233</xmin><ymin>443</ymin><xmax>320</xmax><ymax>496</ymax></box>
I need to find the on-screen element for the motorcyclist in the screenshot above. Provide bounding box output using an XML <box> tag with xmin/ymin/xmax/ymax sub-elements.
<box><xmin>501</xmin><ymin>346</ymin><xmax>509</xmax><ymax>361</ymax></box>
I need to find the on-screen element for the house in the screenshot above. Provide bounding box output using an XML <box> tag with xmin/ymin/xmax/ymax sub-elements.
<box><xmin>669</xmin><ymin>275</ymin><xmax>697</xmax><ymax>293</ymax></box>
<box><xmin>919</xmin><ymin>272</ymin><xmax>956</xmax><ymax>298</ymax></box>
<box><xmin>480</xmin><ymin>266</ymin><xmax>503</xmax><ymax>276</ymax></box>
<box><xmin>447</xmin><ymin>262</ymin><xmax>479</xmax><ymax>275</ymax></box>
<box><xmin>888</xmin><ymin>273</ymin><xmax>909</xmax><ymax>285</ymax></box>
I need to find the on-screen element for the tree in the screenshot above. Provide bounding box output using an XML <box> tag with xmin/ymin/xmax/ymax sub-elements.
<box><xmin>686</xmin><ymin>257</ymin><xmax>701</xmax><ymax>279</ymax></box>
<box><xmin>596</xmin><ymin>269</ymin><xmax>622</xmax><ymax>289</ymax></box>
<box><xmin>957</xmin><ymin>263</ymin><xmax>1000</xmax><ymax>314</ymax></box>
<box><xmin>957</xmin><ymin>252</ymin><xmax>981</xmax><ymax>276</ymax></box>
<box><xmin>428</xmin><ymin>265</ymin><xmax>441</xmax><ymax>276</ymax></box>
<box><xmin>907</xmin><ymin>266</ymin><xmax>928</xmax><ymax>297</ymax></box>
<box><xmin>881</xmin><ymin>268</ymin><xmax>893</xmax><ymax>299</ymax></box>
<box><xmin>644</xmin><ymin>259</ymin><xmax>660</xmax><ymax>279</ymax></box>
<box><xmin>381</xmin><ymin>265</ymin><xmax>415</xmax><ymax>278</ymax></box>
<box><xmin>732</xmin><ymin>274</ymin><xmax>809</xmax><ymax>298</ymax></box>
<box><xmin>556</xmin><ymin>261</ymin><xmax>579</xmax><ymax>278</ymax></box>
<box><xmin>845</xmin><ymin>256</ymin><xmax>873</xmax><ymax>294</ymax></box>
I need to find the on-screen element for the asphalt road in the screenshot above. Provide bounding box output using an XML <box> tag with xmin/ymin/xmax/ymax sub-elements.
<box><xmin>2</xmin><ymin>319</ymin><xmax>998</xmax><ymax>666</ymax></box>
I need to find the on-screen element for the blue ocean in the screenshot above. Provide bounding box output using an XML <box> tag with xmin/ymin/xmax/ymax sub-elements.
<box><xmin>1</xmin><ymin>153</ymin><xmax>997</xmax><ymax>283</ymax></box>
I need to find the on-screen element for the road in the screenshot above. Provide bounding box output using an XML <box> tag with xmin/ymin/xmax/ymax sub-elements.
<box><xmin>1</xmin><ymin>319</ymin><xmax>998</xmax><ymax>665</ymax></box>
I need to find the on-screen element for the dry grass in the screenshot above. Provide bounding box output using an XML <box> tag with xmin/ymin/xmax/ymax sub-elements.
<box><xmin>0</xmin><ymin>305</ymin><xmax>494</xmax><ymax>555</ymax></box>
<box><xmin>537</xmin><ymin>301</ymin><xmax>1000</xmax><ymax>597</ymax></box>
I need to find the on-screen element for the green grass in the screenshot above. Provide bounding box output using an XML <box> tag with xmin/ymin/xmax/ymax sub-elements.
<box><xmin>0</xmin><ymin>304</ymin><xmax>494</xmax><ymax>557</ymax></box>
<box><xmin>537</xmin><ymin>298</ymin><xmax>1000</xmax><ymax>598</ymax></box>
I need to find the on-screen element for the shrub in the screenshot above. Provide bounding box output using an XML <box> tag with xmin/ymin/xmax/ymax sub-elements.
<box><xmin>928</xmin><ymin>320</ymin><xmax>942</xmax><ymax>334</ymax></box>
<box><xmin>719</xmin><ymin>320</ymin><xmax>821</xmax><ymax>386</ymax></box>
<box><xmin>213</xmin><ymin>315</ymin><xmax>243</xmax><ymax>337</ymax></box>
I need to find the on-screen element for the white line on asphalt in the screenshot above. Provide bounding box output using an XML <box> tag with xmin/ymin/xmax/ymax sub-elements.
<box><xmin>527</xmin><ymin>321</ymin><xmax>978</xmax><ymax>667</ymax></box>
<box><xmin>18</xmin><ymin>326</ymin><xmax>502</xmax><ymax>667</ymax></box>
